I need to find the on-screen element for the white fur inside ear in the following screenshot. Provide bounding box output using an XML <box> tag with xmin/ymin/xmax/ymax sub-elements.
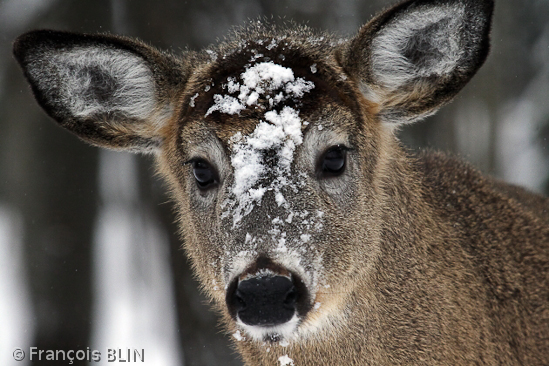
<box><xmin>371</xmin><ymin>3</ymin><xmax>465</xmax><ymax>91</ymax></box>
<box><xmin>33</xmin><ymin>47</ymin><xmax>155</xmax><ymax>120</ymax></box>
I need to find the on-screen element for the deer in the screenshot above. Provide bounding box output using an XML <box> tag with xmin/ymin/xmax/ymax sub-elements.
<box><xmin>13</xmin><ymin>0</ymin><xmax>549</xmax><ymax>364</ymax></box>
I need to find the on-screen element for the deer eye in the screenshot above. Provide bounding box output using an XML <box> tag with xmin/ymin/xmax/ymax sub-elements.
<box><xmin>319</xmin><ymin>145</ymin><xmax>347</xmax><ymax>177</ymax></box>
<box><xmin>192</xmin><ymin>159</ymin><xmax>218</xmax><ymax>190</ymax></box>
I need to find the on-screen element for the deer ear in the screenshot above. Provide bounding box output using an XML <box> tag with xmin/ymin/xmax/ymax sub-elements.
<box><xmin>340</xmin><ymin>0</ymin><xmax>494</xmax><ymax>124</ymax></box>
<box><xmin>13</xmin><ymin>30</ymin><xmax>188</xmax><ymax>153</ymax></box>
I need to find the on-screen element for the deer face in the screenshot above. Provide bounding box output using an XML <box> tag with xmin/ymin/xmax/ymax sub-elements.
<box><xmin>14</xmin><ymin>0</ymin><xmax>493</xmax><ymax>346</ymax></box>
<box><xmin>168</xmin><ymin>50</ymin><xmax>383</xmax><ymax>342</ymax></box>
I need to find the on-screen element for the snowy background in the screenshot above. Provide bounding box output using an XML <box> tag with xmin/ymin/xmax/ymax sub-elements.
<box><xmin>0</xmin><ymin>0</ymin><xmax>547</xmax><ymax>365</ymax></box>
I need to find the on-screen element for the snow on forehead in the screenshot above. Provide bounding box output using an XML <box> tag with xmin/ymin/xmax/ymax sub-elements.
<box><xmin>211</xmin><ymin>61</ymin><xmax>315</xmax><ymax>226</ymax></box>
<box><xmin>206</xmin><ymin>61</ymin><xmax>314</xmax><ymax>116</ymax></box>
<box><xmin>241</xmin><ymin>62</ymin><xmax>293</xmax><ymax>90</ymax></box>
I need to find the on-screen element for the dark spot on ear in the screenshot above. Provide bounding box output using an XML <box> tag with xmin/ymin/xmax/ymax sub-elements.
<box><xmin>81</xmin><ymin>65</ymin><xmax>119</xmax><ymax>104</ymax></box>
<box><xmin>402</xmin><ymin>18</ymin><xmax>451</xmax><ymax>70</ymax></box>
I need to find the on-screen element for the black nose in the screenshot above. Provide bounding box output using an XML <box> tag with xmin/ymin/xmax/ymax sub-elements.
<box><xmin>230</xmin><ymin>276</ymin><xmax>297</xmax><ymax>326</ymax></box>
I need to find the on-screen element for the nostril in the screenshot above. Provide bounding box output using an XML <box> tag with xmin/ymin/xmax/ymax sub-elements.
<box><xmin>283</xmin><ymin>287</ymin><xmax>297</xmax><ymax>309</ymax></box>
<box><xmin>235</xmin><ymin>290</ymin><xmax>247</xmax><ymax>310</ymax></box>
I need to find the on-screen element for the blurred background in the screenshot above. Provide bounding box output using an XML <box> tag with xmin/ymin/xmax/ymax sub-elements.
<box><xmin>0</xmin><ymin>0</ymin><xmax>547</xmax><ymax>365</ymax></box>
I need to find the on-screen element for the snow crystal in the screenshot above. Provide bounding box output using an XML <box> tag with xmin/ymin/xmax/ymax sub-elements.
<box><xmin>285</xmin><ymin>212</ymin><xmax>294</xmax><ymax>223</ymax></box>
<box><xmin>313</xmin><ymin>302</ymin><xmax>321</xmax><ymax>310</ymax></box>
<box><xmin>189</xmin><ymin>93</ymin><xmax>199</xmax><ymax>107</ymax></box>
<box><xmin>278</xmin><ymin>355</ymin><xmax>295</xmax><ymax>366</ymax></box>
<box><xmin>249</xmin><ymin>53</ymin><xmax>265</xmax><ymax>63</ymax></box>
<box><xmin>206</xmin><ymin>49</ymin><xmax>217</xmax><ymax>61</ymax></box>
<box><xmin>266</xmin><ymin>39</ymin><xmax>278</xmax><ymax>50</ymax></box>
<box><xmin>233</xmin><ymin>330</ymin><xmax>246</xmax><ymax>341</ymax></box>
<box><xmin>276</xmin><ymin>237</ymin><xmax>288</xmax><ymax>253</ymax></box>
<box><xmin>310</xmin><ymin>63</ymin><xmax>317</xmax><ymax>74</ymax></box>
<box><xmin>206</xmin><ymin>94</ymin><xmax>245</xmax><ymax>116</ymax></box>
<box><xmin>275</xmin><ymin>191</ymin><xmax>286</xmax><ymax>206</ymax></box>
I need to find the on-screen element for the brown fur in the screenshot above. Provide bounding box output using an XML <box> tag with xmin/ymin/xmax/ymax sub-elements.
<box><xmin>13</xmin><ymin>0</ymin><xmax>548</xmax><ymax>364</ymax></box>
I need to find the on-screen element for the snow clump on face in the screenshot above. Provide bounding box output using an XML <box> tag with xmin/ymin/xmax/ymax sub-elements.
<box><xmin>278</xmin><ymin>355</ymin><xmax>295</xmax><ymax>366</ymax></box>
<box><xmin>209</xmin><ymin>61</ymin><xmax>315</xmax><ymax>226</ymax></box>
<box><xmin>231</xmin><ymin>107</ymin><xmax>302</xmax><ymax>199</ymax></box>
<box><xmin>207</xmin><ymin>62</ymin><xmax>314</xmax><ymax>115</ymax></box>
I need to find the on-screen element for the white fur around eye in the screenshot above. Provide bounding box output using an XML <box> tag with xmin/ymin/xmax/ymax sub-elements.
<box><xmin>371</xmin><ymin>3</ymin><xmax>465</xmax><ymax>91</ymax></box>
<box><xmin>32</xmin><ymin>47</ymin><xmax>155</xmax><ymax>120</ymax></box>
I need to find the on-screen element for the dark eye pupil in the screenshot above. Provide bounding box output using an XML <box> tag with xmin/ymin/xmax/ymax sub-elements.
<box><xmin>193</xmin><ymin>160</ymin><xmax>216</xmax><ymax>188</ymax></box>
<box><xmin>322</xmin><ymin>147</ymin><xmax>346</xmax><ymax>176</ymax></box>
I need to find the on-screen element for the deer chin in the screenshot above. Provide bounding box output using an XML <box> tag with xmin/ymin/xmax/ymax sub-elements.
<box><xmin>237</xmin><ymin>314</ymin><xmax>300</xmax><ymax>343</ymax></box>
